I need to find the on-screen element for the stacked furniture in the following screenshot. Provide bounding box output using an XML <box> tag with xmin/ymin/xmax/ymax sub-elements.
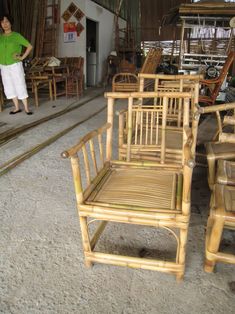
<box><xmin>112</xmin><ymin>48</ymin><xmax>163</xmax><ymax>92</ymax></box>
<box><xmin>201</xmin><ymin>103</ymin><xmax>235</xmax><ymax>272</ymax></box>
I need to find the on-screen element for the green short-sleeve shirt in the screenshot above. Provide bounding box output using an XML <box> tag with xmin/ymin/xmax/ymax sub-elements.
<box><xmin>0</xmin><ymin>31</ymin><xmax>30</xmax><ymax>65</ymax></box>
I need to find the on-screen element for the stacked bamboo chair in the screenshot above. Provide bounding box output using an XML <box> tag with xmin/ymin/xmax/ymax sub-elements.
<box><xmin>204</xmin><ymin>160</ymin><xmax>235</xmax><ymax>272</ymax></box>
<box><xmin>200</xmin><ymin>103</ymin><xmax>235</xmax><ymax>272</ymax></box>
<box><xmin>62</xmin><ymin>90</ymin><xmax>200</xmax><ymax>281</ymax></box>
<box><xmin>199</xmin><ymin>103</ymin><xmax>235</xmax><ymax>190</ymax></box>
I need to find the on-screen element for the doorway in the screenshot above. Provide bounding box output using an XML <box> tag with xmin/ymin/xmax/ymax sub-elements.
<box><xmin>86</xmin><ymin>18</ymin><xmax>98</xmax><ymax>86</ymax></box>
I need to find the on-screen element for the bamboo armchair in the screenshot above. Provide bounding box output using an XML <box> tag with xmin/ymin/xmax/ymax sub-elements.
<box><xmin>62</xmin><ymin>91</ymin><xmax>200</xmax><ymax>280</ymax></box>
<box><xmin>204</xmin><ymin>183</ymin><xmax>235</xmax><ymax>273</ymax></box>
<box><xmin>199</xmin><ymin>51</ymin><xmax>235</xmax><ymax>106</ymax></box>
<box><xmin>199</xmin><ymin>103</ymin><xmax>235</xmax><ymax>189</ymax></box>
<box><xmin>112</xmin><ymin>48</ymin><xmax>163</xmax><ymax>92</ymax></box>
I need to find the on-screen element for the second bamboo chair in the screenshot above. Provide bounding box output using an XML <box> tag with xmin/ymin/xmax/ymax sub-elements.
<box><xmin>199</xmin><ymin>103</ymin><xmax>235</xmax><ymax>189</ymax></box>
<box><xmin>62</xmin><ymin>91</ymin><xmax>200</xmax><ymax>281</ymax></box>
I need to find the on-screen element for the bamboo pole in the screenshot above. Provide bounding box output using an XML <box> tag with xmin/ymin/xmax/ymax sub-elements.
<box><xmin>0</xmin><ymin>106</ymin><xmax>106</xmax><ymax>177</ymax></box>
<box><xmin>0</xmin><ymin>92</ymin><xmax>103</xmax><ymax>145</ymax></box>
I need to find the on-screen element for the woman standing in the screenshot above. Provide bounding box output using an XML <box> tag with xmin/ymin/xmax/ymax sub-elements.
<box><xmin>0</xmin><ymin>15</ymin><xmax>33</xmax><ymax>115</ymax></box>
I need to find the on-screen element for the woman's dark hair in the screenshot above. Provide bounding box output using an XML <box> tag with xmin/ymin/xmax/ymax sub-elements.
<box><xmin>0</xmin><ymin>14</ymin><xmax>14</xmax><ymax>29</ymax></box>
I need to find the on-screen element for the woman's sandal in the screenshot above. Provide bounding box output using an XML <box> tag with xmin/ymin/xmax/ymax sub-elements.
<box><xmin>26</xmin><ymin>111</ymin><xmax>33</xmax><ymax>115</ymax></box>
<box><xmin>9</xmin><ymin>109</ymin><xmax>22</xmax><ymax>115</ymax></box>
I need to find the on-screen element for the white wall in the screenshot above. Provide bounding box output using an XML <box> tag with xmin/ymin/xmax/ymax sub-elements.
<box><xmin>58</xmin><ymin>0</ymin><xmax>126</xmax><ymax>85</ymax></box>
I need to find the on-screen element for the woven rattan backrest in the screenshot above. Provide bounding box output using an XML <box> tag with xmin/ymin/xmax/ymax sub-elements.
<box><xmin>61</xmin><ymin>123</ymin><xmax>111</xmax><ymax>201</ymax></box>
<box><xmin>211</xmin><ymin>51</ymin><xmax>235</xmax><ymax>103</ymax></box>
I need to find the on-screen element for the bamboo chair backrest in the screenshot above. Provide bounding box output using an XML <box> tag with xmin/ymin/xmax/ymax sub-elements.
<box><xmin>104</xmin><ymin>91</ymin><xmax>199</xmax><ymax>167</ymax></box>
<box><xmin>138</xmin><ymin>74</ymin><xmax>200</xmax><ymax>125</ymax></box>
<box><xmin>61</xmin><ymin>123</ymin><xmax>111</xmax><ymax>200</ymax></box>
<box><xmin>126</xmin><ymin>94</ymin><xmax>198</xmax><ymax>166</ymax></box>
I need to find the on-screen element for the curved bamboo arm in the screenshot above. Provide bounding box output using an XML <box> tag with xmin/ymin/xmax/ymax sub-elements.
<box><xmin>198</xmin><ymin>102</ymin><xmax>235</xmax><ymax>114</ymax></box>
<box><xmin>61</xmin><ymin>123</ymin><xmax>111</xmax><ymax>158</ymax></box>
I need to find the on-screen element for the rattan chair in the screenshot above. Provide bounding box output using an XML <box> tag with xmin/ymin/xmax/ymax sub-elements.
<box><xmin>62</xmin><ymin>91</ymin><xmax>200</xmax><ymax>281</ymax></box>
<box><xmin>199</xmin><ymin>103</ymin><xmax>235</xmax><ymax>189</ymax></box>
<box><xmin>199</xmin><ymin>51</ymin><xmax>235</xmax><ymax>106</ymax></box>
<box><xmin>204</xmin><ymin>183</ymin><xmax>235</xmax><ymax>273</ymax></box>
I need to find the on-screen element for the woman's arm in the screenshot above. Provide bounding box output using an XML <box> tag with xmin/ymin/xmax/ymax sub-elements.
<box><xmin>16</xmin><ymin>44</ymin><xmax>33</xmax><ymax>61</ymax></box>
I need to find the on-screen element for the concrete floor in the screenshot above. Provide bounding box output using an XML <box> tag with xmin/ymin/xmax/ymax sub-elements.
<box><xmin>0</xmin><ymin>89</ymin><xmax>235</xmax><ymax>314</ymax></box>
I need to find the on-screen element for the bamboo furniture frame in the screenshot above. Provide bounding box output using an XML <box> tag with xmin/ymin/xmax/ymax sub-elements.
<box><xmin>62</xmin><ymin>91</ymin><xmax>200</xmax><ymax>280</ymax></box>
<box><xmin>216</xmin><ymin>159</ymin><xmax>235</xmax><ymax>186</ymax></box>
<box><xmin>199</xmin><ymin>103</ymin><xmax>235</xmax><ymax>189</ymax></box>
<box><xmin>26</xmin><ymin>65</ymin><xmax>54</xmax><ymax>107</ymax></box>
<box><xmin>204</xmin><ymin>183</ymin><xmax>235</xmax><ymax>273</ymax></box>
<box><xmin>199</xmin><ymin>51</ymin><xmax>235</xmax><ymax>106</ymax></box>
<box><xmin>117</xmin><ymin>76</ymin><xmax>201</xmax><ymax>162</ymax></box>
<box><xmin>112</xmin><ymin>48</ymin><xmax>163</xmax><ymax>92</ymax></box>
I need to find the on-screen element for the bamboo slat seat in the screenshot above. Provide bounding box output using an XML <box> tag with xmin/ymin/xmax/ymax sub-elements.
<box><xmin>204</xmin><ymin>184</ymin><xmax>235</xmax><ymax>273</ymax></box>
<box><xmin>62</xmin><ymin>91</ymin><xmax>200</xmax><ymax>281</ymax></box>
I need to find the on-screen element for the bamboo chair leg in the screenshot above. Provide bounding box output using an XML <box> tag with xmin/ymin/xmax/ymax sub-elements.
<box><xmin>49</xmin><ymin>81</ymin><xmax>53</xmax><ymax>101</ymax></box>
<box><xmin>79</xmin><ymin>216</ymin><xmax>93</xmax><ymax>268</ymax></box>
<box><xmin>176</xmin><ymin>227</ymin><xmax>188</xmax><ymax>281</ymax></box>
<box><xmin>204</xmin><ymin>216</ymin><xmax>224</xmax><ymax>273</ymax></box>
<box><xmin>33</xmin><ymin>83</ymin><xmax>39</xmax><ymax>108</ymax></box>
<box><xmin>207</xmin><ymin>158</ymin><xmax>216</xmax><ymax>190</ymax></box>
<box><xmin>53</xmin><ymin>79</ymin><xmax>57</xmax><ymax>100</ymax></box>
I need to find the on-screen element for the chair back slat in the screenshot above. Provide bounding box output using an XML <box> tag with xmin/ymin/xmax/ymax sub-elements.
<box><xmin>61</xmin><ymin>123</ymin><xmax>111</xmax><ymax>198</ymax></box>
<box><xmin>82</xmin><ymin>145</ymin><xmax>91</xmax><ymax>186</ymax></box>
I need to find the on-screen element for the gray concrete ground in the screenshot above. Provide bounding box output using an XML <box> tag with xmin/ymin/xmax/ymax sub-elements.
<box><xmin>0</xmin><ymin>89</ymin><xmax>235</xmax><ymax>314</ymax></box>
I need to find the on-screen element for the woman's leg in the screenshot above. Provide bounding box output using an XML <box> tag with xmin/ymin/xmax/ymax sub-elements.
<box><xmin>12</xmin><ymin>97</ymin><xmax>20</xmax><ymax>111</ymax></box>
<box><xmin>21</xmin><ymin>97</ymin><xmax>30</xmax><ymax>112</ymax></box>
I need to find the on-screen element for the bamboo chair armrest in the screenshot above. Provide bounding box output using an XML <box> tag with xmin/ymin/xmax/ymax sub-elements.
<box><xmin>219</xmin><ymin>132</ymin><xmax>235</xmax><ymax>143</ymax></box>
<box><xmin>223</xmin><ymin>115</ymin><xmax>235</xmax><ymax>126</ymax></box>
<box><xmin>199</xmin><ymin>102</ymin><xmax>235</xmax><ymax>114</ymax></box>
<box><xmin>61</xmin><ymin>123</ymin><xmax>111</xmax><ymax>158</ymax></box>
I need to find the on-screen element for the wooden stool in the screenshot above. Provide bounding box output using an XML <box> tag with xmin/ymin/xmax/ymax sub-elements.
<box><xmin>205</xmin><ymin>183</ymin><xmax>235</xmax><ymax>272</ymax></box>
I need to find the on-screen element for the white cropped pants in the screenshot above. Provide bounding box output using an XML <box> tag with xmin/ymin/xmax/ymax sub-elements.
<box><xmin>0</xmin><ymin>62</ymin><xmax>28</xmax><ymax>100</ymax></box>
